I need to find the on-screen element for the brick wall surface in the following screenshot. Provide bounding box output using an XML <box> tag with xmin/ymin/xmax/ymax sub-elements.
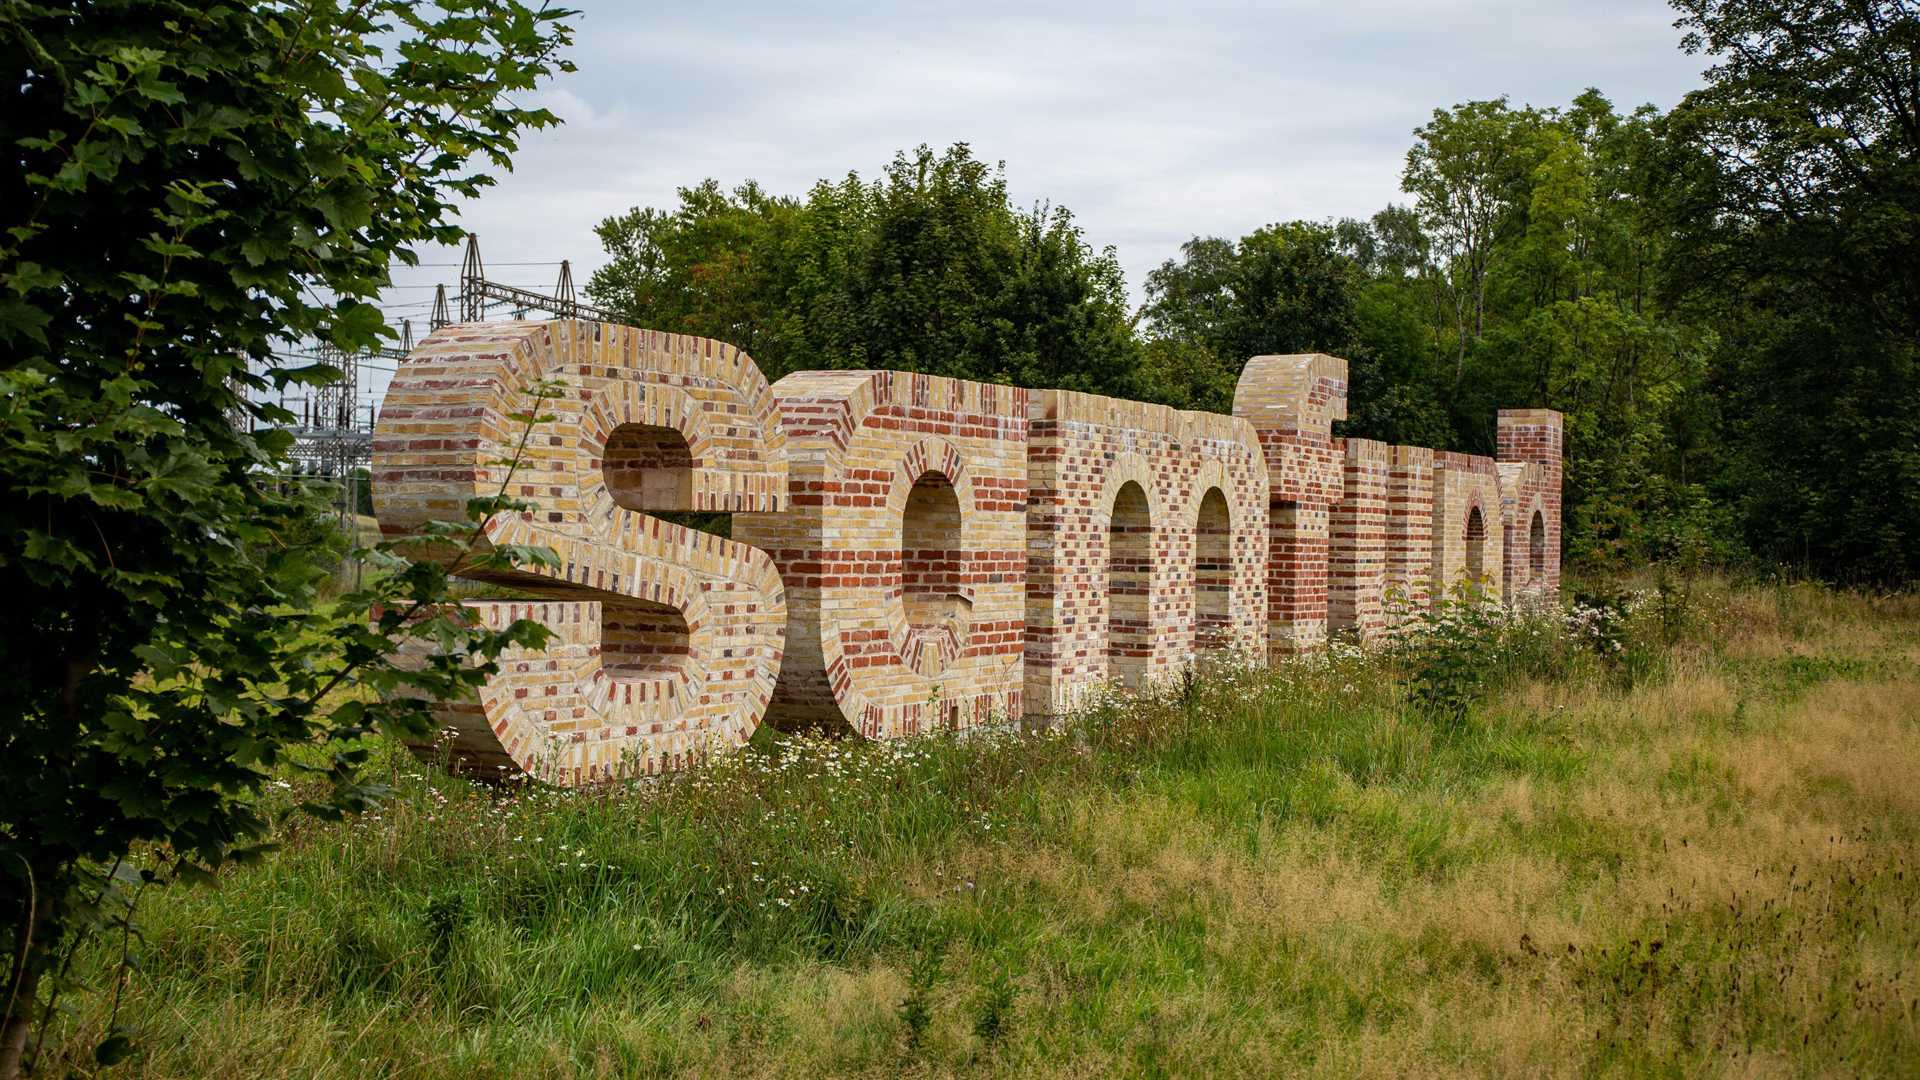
<box><xmin>1023</xmin><ymin>390</ymin><xmax>1268</xmax><ymax>717</ymax></box>
<box><xmin>1432</xmin><ymin>450</ymin><xmax>1505</xmax><ymax>604</ymax></box>
<box><xmin>1330</xmin><ymin>437</ymin><xmax>1391</xmax><ymax>638</ymax></box>
<box><xmin>1496</xmin><ymin>409</ymin><xmax>1564</xmax><ymax>609</ymax></box>
<box><xmin>1385</xmin><ymin>444</ymin><xmax>1436</xmax><ymax>623</ymax></box>
<box><xmin>373</xmin><ymin>321</ymin><xmax>1564</xmax><ymax>784</ymax></box>
<box><xmin>731</xmin><ymin>370</ymin><xmax>1029</xmax><ymax>739</ymax></box>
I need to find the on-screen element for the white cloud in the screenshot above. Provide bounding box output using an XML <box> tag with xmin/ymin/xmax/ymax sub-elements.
<box><xmin>365</xmin><ymin>0</ymin><xmax>1705</xmax><ymax>399</ymax></box>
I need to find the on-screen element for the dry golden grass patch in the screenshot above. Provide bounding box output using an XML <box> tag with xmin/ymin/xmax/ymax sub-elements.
<box><xmin>36</xmin><ymin>581</ymin><xmax>1920</xmax><ymax>1078</ymax></box>
<box><xmin>1773</xmin><ymin>677</ymin><xmax>1920</xmax><ymax>810</ymax></box>
<box><xmin>947</xmin><ymin>594</ymin><xmax>1918</xmax><ymax>1076</ymax></box>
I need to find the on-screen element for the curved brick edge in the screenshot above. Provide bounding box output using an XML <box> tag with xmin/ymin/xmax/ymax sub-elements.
<box><xmin>888</xmin><ymin>437</ymin><xmax>976</xmax><ymax>679</ymax></box>
<box><xmin>372</xmin><ymin>320</ymin><xmax>788</xmax><ymax>784</ymax></box>
<box><xmin>736</xmin><ymin>370</ymin><xmax>1028</xmax><ymax>740</ymax></box>
<box><xmin>1095</xmin><ymin>452</ymin><xmax>1159</xmax><ymax>694</ymax></box>
<box><xmin>1235</xmin><ymin>354</ymin><xmax>1348</xmax><ymax>656</ymax></box>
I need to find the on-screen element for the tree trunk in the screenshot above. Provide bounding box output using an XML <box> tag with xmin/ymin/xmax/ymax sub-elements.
<box><xmin>0</xmin><ymin>896</ymin><xmax>47</xmax><ymax>1080</ymax></box>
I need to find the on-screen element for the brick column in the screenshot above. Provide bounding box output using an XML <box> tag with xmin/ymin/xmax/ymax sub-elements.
<box><xmin>1233</xmin><ymin>353</ymin><xmax>1348</xmax><ymax>658</ymax></box>
<box><xmin>1385</xmin><ymin>445</ymin><xmax>1434</xmax><ymax>624</ymax></box>
<box><xmin>1496</xmin><ymin>409</ymin><xmax>1565</xmax><ymax>607</ymax></box>
<box><xmin>1330</xmin><ymin>437</ymin><xmax>1390</xmax><ymax>638</ymax></box>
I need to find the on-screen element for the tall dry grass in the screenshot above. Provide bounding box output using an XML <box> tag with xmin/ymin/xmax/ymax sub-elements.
<box><xmin>29</xmin><ymin>577</ymin><xmax>1920</xmax><ymax>1077</ymax></box>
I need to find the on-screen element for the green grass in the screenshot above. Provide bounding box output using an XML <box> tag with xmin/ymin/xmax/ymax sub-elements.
<box><xmin>34</xmin><ymin>579</ymin><xmax>1920</xmax><ymax>1077</ymax></box>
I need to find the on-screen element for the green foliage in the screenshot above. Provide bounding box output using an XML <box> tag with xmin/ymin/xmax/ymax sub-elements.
<box><xmin>0</xmin><ymin>1</ymin><xmax>572</xmax><ymax>1072</ymax></box>
<box><xmin>971</xmin><ymin>969</ymin><xmax>1017</xmax><ymax>1047</ymax></box>
<box><xmin>1397</xmin><ymin>93</ymin><xmax>1723</xmax><ymax>568</ymax></box>
<box><xmin>1265</xmin><ymin>10</ymin><xmax>1920</xmax><ymax>584</ymax></box>
<box><xmin>1402</xmin><ymin>97</ymin><xmax>1548</xmax><ymax>368</ymax></box>
<box><xmin>1661</xmin><ymin>0</ymin><xmax>1920</xmax><ymax>583</ymax></box>
<box><xmin>1136</xmin><ymin>91</ymin><xmax>1729</xmax><ymax>571</ymax></box>
<box><xmin>586</xmin><ymin>144</ymin><xmax>1141</xmax><ymax>396</ymax></box>
<box><xmin>897</xmin><ymin>936</ymin><xmax>947</xmax><ymax>1055</ymax></box>
<box><xmin>1137</xmin><ymin>222</ymin><xmax>1366</xmax><ymax>414</ymax></box>
<box><xmin>1389</xmin><ymin>583</ymin><xmax>1573</xmax><ymax>724</ymax></box>
<box><xmin>351</xmin><ymin>468</ymin><xmax>375</xmax><ymax>517</ymax></box>
<box><xmin>1394</xmin><ymin>586</ymin><xmax>1517</xmax><ymax>725</ymax></box>
<box><xmin>1134</xmin><ymin>336</ymin><xmax>1240</xmax><ymax>415</ymax></box>
<box><xmin>1386</xmin><ymin>574</ymin><xmax>1704</xmax><ymax>725</ymax></box>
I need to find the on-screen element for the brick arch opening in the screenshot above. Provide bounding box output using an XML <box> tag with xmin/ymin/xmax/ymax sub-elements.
<box><xmin>1465</xmin><ymin>504</ymin><xmax>1487</xmax><ymax>584</ymax></box>
<box><xmin>901</xmin><ymin>470</ymin><xmax>969</xmax><ymax>634</ymax></box>
<box><xmin>598</xmin><ymin>423</ymin><xmax>694</xmax><ymax>681</ymax></box>
<box><xmin>601</xmin><ymin>597</ymin><xmax>692</xmax><ymax>682</ymax></box>
<box><xmin>1529</xmin><ymin>509</ymin><xmax>1546</xmax><ymax>581</ymax></box>
<box><xmin>1194</xmin><ymin>487</ymin><xmax>1232</xmax><ymax>652</ymax></box>
<box><xmin>602</xmin><ymin>423</ymin><xmax>693</xmax><ymax>511</ymax></box>
<box><xmin>1108</xmin><ymin>481</ymin><xmax>1153</xmax><ymax>687</ymax></box>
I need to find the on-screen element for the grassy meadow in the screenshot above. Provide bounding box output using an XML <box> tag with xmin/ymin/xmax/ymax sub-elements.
<box><xmin>36</xmin><ymin>578</ymin><xmax>1920</xmax><ymax>1077</ymax></box>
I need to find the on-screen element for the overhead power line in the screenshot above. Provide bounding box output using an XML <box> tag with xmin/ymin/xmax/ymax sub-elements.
<box><xmin>249</xmin><ymin>236</ymin><xmax>604</xmax><ymax>495</ymax></box>
<box><xmin>405</xmin><ymin>260</ymin><xmax>566</xmax><ymax>268</ymax></box>
<box><xmin>449</xmin><ymin>232</ymin><xmax>610</xmax><ymax>325</ymax></box>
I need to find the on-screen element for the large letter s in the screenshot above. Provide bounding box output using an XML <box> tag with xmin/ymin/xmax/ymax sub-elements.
<box><xmin>372</xmin><ymin>320</ymin><xmax>788</xmax><ymax>783</ymax></box>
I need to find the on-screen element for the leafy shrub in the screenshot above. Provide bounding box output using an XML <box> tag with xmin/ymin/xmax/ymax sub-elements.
<box><xmin>1391</xmin><ymin>582</ymin><xmax>1571</xmax><ymax>724</ymax></box>
<box><xmin>897</xmin><ymin>937</ymin><xmax>948</xmax><ymax>1054</ymax></box>
<box><xmin>972</xmin><ymin>969</ymin><xmax>1017</xmax><ymax>1047</ymax></box>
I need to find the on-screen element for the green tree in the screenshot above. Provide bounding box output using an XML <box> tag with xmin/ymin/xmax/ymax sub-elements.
<box><xmin>1369</xmin><ymin>90</ymin><xmax>1730</xmax><ymax>569</ymax></box>
<box><xmin>587</xmin><ymin>144</ymin><xmax>1140</xmax><ymax>396</ymax></box>
<box><xmin>586</xmin><ymin>179</ymin><xmax>804</xmax><ymax>369</ymax></box>
<box><xmin>1402</xmin><ymin>98</ymin><xmax>1545</xmax><ymax>376</ymax></box>
<box><xmin>1141</xmin><ymin>222</ymin><xmax>1362</xmax><ymax>363</ymax></box>
<box><xmin>1130</xmin><ymin>91</ymin><xmax>1728</xmax><ymax>570</ymax></box>
<box><xmin>1138</xmin><ymin>221</ymin><xmax>1372</xmax><ymax>416</ymax></box>
<box><xmin>1338</xmin><ymin>207</ymin><xmax>1456</xmax><ymax>447</ymax></box>
<box><xmin>1663</xmin><ymin>0</ymin><xmax>1920</xmax><ymax>581</ymax></box>
<box><xmin>0</xmin><ymin>3</ymin><xmax>573</xmax><ymax>1073</ymax></box>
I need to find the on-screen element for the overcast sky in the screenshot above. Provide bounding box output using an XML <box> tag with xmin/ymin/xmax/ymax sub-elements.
<box><xmin>357</xmin><ymin>0</ymin><xmax>1710</xmax><ymax>405</ymax></box>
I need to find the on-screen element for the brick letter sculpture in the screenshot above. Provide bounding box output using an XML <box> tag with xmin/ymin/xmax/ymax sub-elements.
<box><xmin>731</xmin><ymin>371</ymin><xmax>1030</xmax><ymax>738</ymax></box>
<box><xmin>372</xmin><ymin>321</ymin><xmax>789</xmax><ymax>781</ymax></box>
<box><xmin>374</xmin><ymin>320</ymin><xmax>1562</xmax><ymax>782</ymax></box>
<box><xmin>1023</xmin><ymin>391</ymin><xmax>1269</xmax><ymax>717</ymax></box>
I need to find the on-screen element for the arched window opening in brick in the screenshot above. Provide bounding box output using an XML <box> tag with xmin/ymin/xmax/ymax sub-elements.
<box><xmin>1108</xmin><ymin>481</ymin><xmax>1153</xmax><ymax>687</ymax></box>
<box><xmin>1465</xmin><ymin>504</ymin><xmax>1487</xmax><ymax>584</ymax></box>
<box><xmin>901</xmin><ymin>471</ymin><xmax>968</xmax><ymax>634</ymax></box>
<box><xmin>1529</xmin><ymin>510</ymin><xmax>1546</xmax><ymax>581</ymax></box>
<box><xmin>602</xmin><ymin>423</ymin><xmax>693</xmax><ymax>511</ymax></box>
<box><xmin>600</xmin><ymin>596</ymin><xmax>692</xmax><ymax>682</ymax></box>
<box><xmin>1194</xmin><ymin>487</ymin><xmax>1232</xmax><ymax>652</ymax></box>
<box><xmin>596</xmin><ymin>423</ymin><xmax>696</xmax><ymax>681</ymax></box>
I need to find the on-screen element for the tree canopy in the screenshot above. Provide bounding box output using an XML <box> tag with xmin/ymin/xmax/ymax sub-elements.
<box><xmin>0</xmin><ymin>2</ymin><xmax>572</xmax><ymax>1072</ymax></box>
<box><xmin>587</xmin><ymin>144</ymin><xmax>1141</xmax><ymax>398</ymax></box>
<box><xmin>1662</xmin><ymin>0</ymin><xmax>1920</xmax><ymax>580</ymax></box>
<box><xmin>588</xmin><ymin>6</ymin><xmax>1920</xmax><ymax>584</ymax></box>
